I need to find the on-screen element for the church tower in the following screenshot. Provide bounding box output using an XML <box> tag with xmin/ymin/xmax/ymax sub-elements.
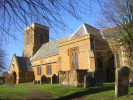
<box><xmin>22</xmin><ymin>23</ymin><xmax>49</xmax><ymax>58</ymax></box>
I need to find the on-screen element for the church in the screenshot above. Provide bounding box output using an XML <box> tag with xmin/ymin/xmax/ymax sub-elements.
<box><xmin>9</xmin><ymin>23</ymin><xmax>131</xmax><ymax>84</ymax></box>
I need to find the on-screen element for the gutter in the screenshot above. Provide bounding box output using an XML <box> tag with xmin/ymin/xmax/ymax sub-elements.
<box><xmin>31</xmin><ymin>61</ymin><xmax>57</xmax><ymax>67</ymax></box>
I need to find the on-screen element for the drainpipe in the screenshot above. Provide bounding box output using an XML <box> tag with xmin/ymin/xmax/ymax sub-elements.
<box><xmin>93</xmin><ymin>39</ymin><xmax>97</xmax><ymax>68</ymax></box>
<box><xmin>121</xmin><ymin>43</ymin><xmax>125</xmax><ymax>66</ymax></box>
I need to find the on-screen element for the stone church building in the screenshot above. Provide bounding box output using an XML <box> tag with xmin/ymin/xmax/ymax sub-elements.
<box><xmin>9</xmin><ymin>23</ymin><xmax>131</xmax><ymax>84</ymax></box>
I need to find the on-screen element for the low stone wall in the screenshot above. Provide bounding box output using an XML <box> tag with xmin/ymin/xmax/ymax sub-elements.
<box><xmin>58</xmin><ymin>69</ymin><xmax>88</xmax><ymax>87</ymax></box>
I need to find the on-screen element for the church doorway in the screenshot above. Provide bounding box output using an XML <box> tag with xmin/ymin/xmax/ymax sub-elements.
<box><xmin>13</xmin><ymin>72</ymin><xmax>16</xmax><ymax>84</ymax></box>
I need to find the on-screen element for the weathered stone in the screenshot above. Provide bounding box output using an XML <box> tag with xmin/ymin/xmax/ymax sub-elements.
<box><xmin>115</xmin><ymin>66</ymin><xmax>130</xmax><ymax>97</ymax></box>
<box><xmin>93</xmin><ymin>68</ymin><xmax>103</xmax><ymax>86</ymax></box>
<box><xmin>58</xmin><ymin>69</ymin><xmax>88</xmax><ymax>87</ymax></box>
<box><xmin>84</xmin><ymin>75</ymin><xmax>93</xmax><ymax>88</ymax></box>
<box><xmin>0</xmin><ymin>79</ymin><xmax>3</xmax><ymax>85</ymax></box>
<box><xmin>46</xmin><ymin>77</ymin><xmax>51</xmax><ymax>84</ymax></box>
<box><xmin>37</xmin><ymin>80</ymin><xmax>40</xmax><ymax>84</ymax></box>
<box><xmin>40</xmin><ymin>75</ymin><xmax>46</xmax><ymax>84</ymax></box>
<box><xmin>5</xmin><ymin>75</ymin><xmax>14</xmax><ymax>88</ymax></box>
<box><xmin>51</xmin><ymin>74</ymin><xmax>57</xmax><ymax>84</ymax></box>
<box><xmin>33</xmin><ymin>80</ymin><xmax>37</xmax><ymax>84</ymax></box>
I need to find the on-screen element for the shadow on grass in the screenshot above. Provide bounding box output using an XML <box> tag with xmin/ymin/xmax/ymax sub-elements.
<box><xmin>55</xmin><ymin>83</ymin><xmax>133</xmax><ymax>100</ymax></box>
<box><xmin>55</xmin><ymin>83</ymin><xmax>115</xmax><ymax>100</ymax></box>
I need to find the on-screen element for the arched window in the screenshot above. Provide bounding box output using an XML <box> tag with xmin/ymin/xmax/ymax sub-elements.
<box><xmin>72</xmin><ymin>53</ymin><xmax>75</xmax><ymax>69</ymax></box>
<box><xmin>69</xmin><ymin>47</ymin><xmax>79</xmax><ymax>70</ymax></box>
<box><xmin>75</xmin><ymin>52</ymin><xmax>79</xmax><ymax>69</ymax></box>
<box><xmin>40</xmin><ymin>34</ymin><xmax>43</xmax><ymax>45</ymax></box>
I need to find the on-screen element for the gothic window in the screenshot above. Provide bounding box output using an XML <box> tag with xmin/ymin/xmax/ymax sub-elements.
<box><xmin>69</xmin><ymin>47</ymin><xmax>79</xmax><ymax>70</ymax></box>
<box><xmin>37</xmin><ymin>67</ymin><xmax>41</xmax><ymax>76</ymax></box>
<box><xmin>75</xmin><ymin>52</ymin><xmax>79</xmax><ymax>69</ymax></box>
<box><xmin>116</xmin><ymin>53</ymin><xmax>120</xmax><ymax>68</ymax></box>
<box><xmin>40</xmin><ymin>34</ymin><xmax>43</xmax><ymax>45</ymax></box>
<box><xmin>47</xmin><ymin>65</ymin><xmax>52</xmax><ymax>75</ymax></box>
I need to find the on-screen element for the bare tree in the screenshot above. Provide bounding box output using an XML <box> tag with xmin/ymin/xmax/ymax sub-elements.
<box><xmin>0</xmin><ymin>0</ymin><xmax>92</xmax><ymax>42</ymax></box>
<box><xmin>0</xmin><ymin>44</ymin><xmax>7</xmax><ymax>72</ymax></box>
<box><xmin>96</xmin><ymin>0</ymin><xmax>133</xmax><ymax>66</ymax></box>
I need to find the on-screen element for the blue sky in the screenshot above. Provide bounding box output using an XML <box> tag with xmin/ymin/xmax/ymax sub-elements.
<box><xmin>2</xmin><ymin>1</ymin><xmax>101</xmax><ymax>72</ymax></box>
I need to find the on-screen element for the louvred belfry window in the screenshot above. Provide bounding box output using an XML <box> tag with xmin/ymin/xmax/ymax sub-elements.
<box><xmin>69</xmin><ymin>47</ymin><xmax>79</xmax><ymax>70</ymax></box>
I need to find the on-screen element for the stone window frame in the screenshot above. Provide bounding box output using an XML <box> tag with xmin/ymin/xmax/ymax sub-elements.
<box><xmin>37</xmin><ymin>67</ymin><xmax>41</xmax><ymax>76</ymax></box>
<box><xmin>47</xmin><ymin>65</ymin><xmax>52</xmax><ymax>75</ymax></box>
<box><xmin>69</xmin><ymin>46</ymin><xmax>79</xmax><ymax>70</ymax></box>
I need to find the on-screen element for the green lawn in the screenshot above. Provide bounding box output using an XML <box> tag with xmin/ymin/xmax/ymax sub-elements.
<box><xmin>23</xmin><ymin>82</ymin><xmax>133</xmax><ymax>100</ymax></box>
<box><xmin>1</xmin><ymin>82</ymin><xmax>133</xmax><ymax>100</ymax></box>
<box><xmin>0</xmin><ymin>84</ymin><xmax>30</xmax><ymax>99</ymax></box>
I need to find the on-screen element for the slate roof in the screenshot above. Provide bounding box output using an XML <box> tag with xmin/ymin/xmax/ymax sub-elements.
<box><xmin>16</xmin><ymin>57</ymin><xmax>33</xmax><ymax>72</ymax></box>
<box><xmin>69</xmin><ymin>23</ymin><xmax>102</xmax><ymax>40</ymax></box>
<box><xmin>30</xmin><ymin>23</ymin><xmax>102</xmax><ymax>61</ymax></box>
<box><xmin>100</xmin><ymin>25</ymin><xmax>126</xmax><ymax>40</ymax></box>
<box><xmin>30</xmin><ymin>35</ymin><xmax>70</xmax><ymax>61</ymax></box>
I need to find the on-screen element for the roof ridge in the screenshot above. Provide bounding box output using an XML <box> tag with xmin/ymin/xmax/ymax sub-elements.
<box><xmin>43</xmin><ymin>34</ymin><xmax>72</xmax><ymax>45</ymax></box>
<box><xmin>100</xmin><ymin>22</ymin><xmax>128</xmax><ymax>31</ymax></box>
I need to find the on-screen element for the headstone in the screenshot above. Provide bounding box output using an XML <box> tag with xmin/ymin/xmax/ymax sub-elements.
<box><xmin>47</xmin><ymin>77</ymin><xmax>51</xmax><ymax>83</ymax></box>
<box><xmin>37</xmin><ymin>80</ymin><xmax>40</xmax><ymax>84</ymax></box>
<box><xmin>51</xmin><ymin>74</ymin><xmax>57</xmax><ymax>84</ymax></box>
<box><xmin>84</xmin><ymin>75</ymin><xmax>93</xmax><ymax>88</ymax></box>
<box><xmin>93</xmin><ymin>68</ymin><xmax>103</xmax><ymax>86</ymax></box>
<box><xmin>33</xmin><ymin>80</ymin><xmax>37</xmax><ymax>84</ymax></box>
<box><xmin>0</xmin><ymin>79</ymin><xmax>3</xmax><ymax>85</ymax></box>
<box><xmin>40</xmin><ymin>75</ymin><xmax>46</xmax><ymax>84</ymax></box>
<box><xmin>115</xmin><ymin>66</ymin><xmax>130</xmax><ymax>97</ymax></box>
<box><xmin>5</xmin><ymin>75</ymin><xmax>14</xmax><ymax>88</ymax></box>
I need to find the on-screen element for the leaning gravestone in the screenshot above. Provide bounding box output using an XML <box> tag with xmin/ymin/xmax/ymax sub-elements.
<box><xmin>84</xmin><ymin>75</ymin><xmax>93</xmax><ymax>88</ymax></box>
<box><xmin>93</xmin><ymin>68</ymin><xmax>103</xmax><ymax>86</ymax></box>
<box><xmin>40</xmin><ymin>75</ymin><xmax>47</xmax><ymax>84</ymax></box>
<box><xmin>115</xmin><ymin>66</ymin><xmax>130</xmax><ymax>97</ymax></box>
<box><xmin>5</xmin><ymin>75</ymin><xmax>14</xmax><ymax>88</ymax></box>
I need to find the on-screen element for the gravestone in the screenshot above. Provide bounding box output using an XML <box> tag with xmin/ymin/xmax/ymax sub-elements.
<box><xmin>33</xmin><ymin>80</ymin><xmax>37</xmax><ymax>84</ymax></box>
<box><xmin>0</xmin><ymin>79</ymin><xmax>3</xmax><ymax>85</ymax></box>
<box><xmin>93</xmin><ymin>68</ymin><xmax>103</xmax><ymax>86</ymax></box>
<box><xmin>115</xmin><ymin>66</ymin><xmax>130</xmax><ymax>97</ymax></box>
<box><xmin>5</xmin><ymin>75</ymin><xmax>14</xmax><ymax>88</ymax></box>
<box><xmin>37</xmin><ymin>80</ymin><xmax>40</xmax><ymax>84</ymax></box>
<box><xmin>47</xmin><ymin>77</ymin><xmax>51</xmax><ymax>84</ymax></box>
<box><xmin>84</xmin><ymin>75</ymin><xmax>93</xmax><ymax>88</ymax></box>
<box><xmin>51</xmin><ymin>74</ymin><xmax>57</xmax><ymax>84</ymax></box>
<box><xmin>40</xmin><ymin>75</ymin><xmax>47</xmax><ymax>84</ymax></box>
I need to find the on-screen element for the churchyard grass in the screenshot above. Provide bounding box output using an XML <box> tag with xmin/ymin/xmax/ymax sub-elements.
<box><xmin>22</xmin><ymin>82</ymin><xmax>133</xmax><ymax>100</ymax></box>
<box><xmin>0</xmin><ymin>84</ymin><xmax>30</xmax><ymax>99</ymax></box>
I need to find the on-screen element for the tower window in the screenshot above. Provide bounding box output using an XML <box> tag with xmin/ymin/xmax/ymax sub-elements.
<box><xmin>40</xmin><ymin>34</ymin><xmax>43</xmax><ymax>45</ymax></box>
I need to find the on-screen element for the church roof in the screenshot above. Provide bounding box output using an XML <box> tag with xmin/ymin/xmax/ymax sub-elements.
<box><xmin>30</xmin><ymin>23</ymin><xmax>102</xmax><ymax>61</ymax></box>
<box><xmin>100</xmin><ymin>25</ymin><xmax>126</xmax><ymax>40</ymax></box>
<box><xmin>30</xmin><ymin>35</ymin><xmax>70</xmax><ymax>61</ymax></box>
<box><xmin>16</xmin><ymin>57</ymin><xmax>33</xmax><ymax>72</ymax></box>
